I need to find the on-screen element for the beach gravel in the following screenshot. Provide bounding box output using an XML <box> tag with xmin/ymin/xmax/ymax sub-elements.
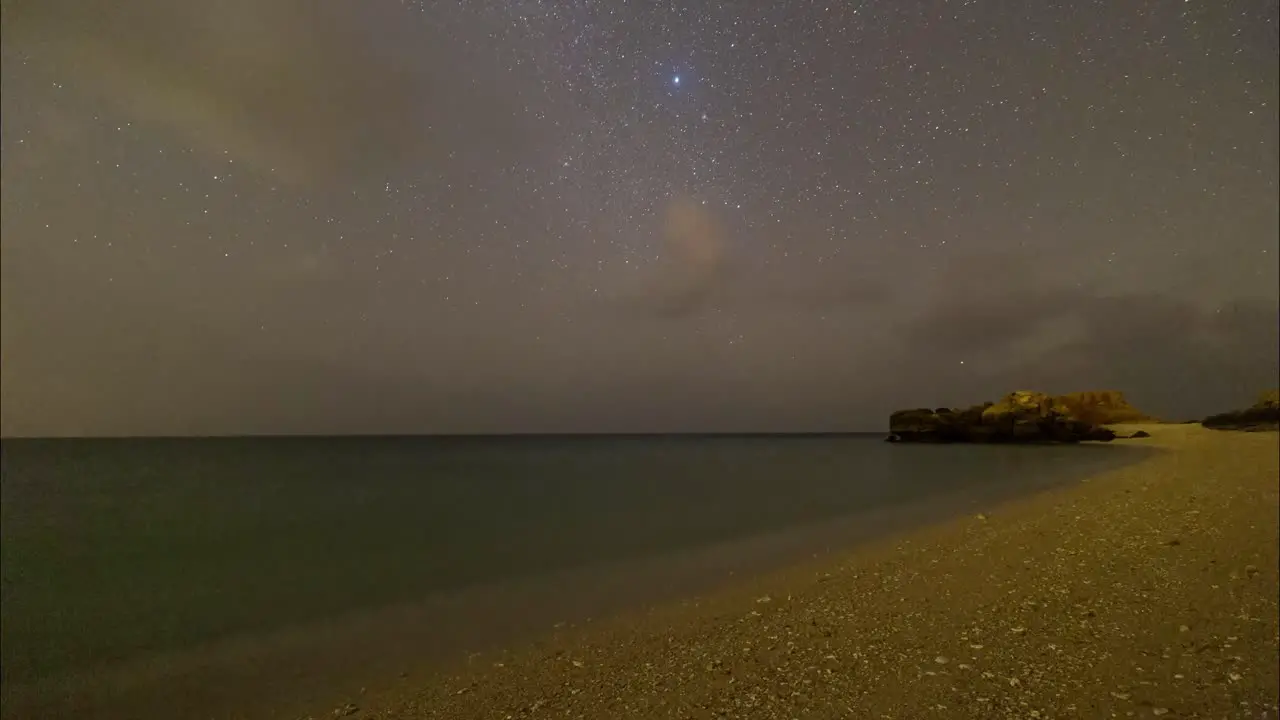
<box><xmin>356</xmin><ymin>425</ymin><xmax>1279</xmax><ymax>720</ymax></box>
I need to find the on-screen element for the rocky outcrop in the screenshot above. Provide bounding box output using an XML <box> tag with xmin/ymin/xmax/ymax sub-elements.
<box><xmin>1116</xmin><ymin>429</ymin><xmax>1151</xmax><ymax>439</ymax></box>
<box><xmin>887</xmin><ymin>391</ymin><xmax>1116</xmax><ymax>444</ymax></box>
<box><xmin>1054</xmin><ymin>390</ymin><xmax>1156</xmax><ymax>425</ymax></box>
<box><xmin>1202</xmin><ymin>389</ymin><xmax>1280</xmax><ymax>432</ymax></box>
<box><xmin>887</xmin><ymin>405</ymin><xmax>989</xmax><ymax>443</ymax></box>
<box><xmin>1256</xmin><ymin>388</ymin><xmax>1280</xmax><ymax>409</ymax></box>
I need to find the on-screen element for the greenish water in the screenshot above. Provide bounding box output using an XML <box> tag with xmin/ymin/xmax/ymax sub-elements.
<box><xmin>0</xmin><ymin>435</ymin><xmax>1143</xmax><ymax>687</ymax></box>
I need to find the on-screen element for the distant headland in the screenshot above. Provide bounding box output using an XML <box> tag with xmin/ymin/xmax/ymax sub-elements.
<box><xmin>886</xmin><ymin>388</ymin><xmax>1279</xmax><ymax>443</ymax></box>
<box><xmin>1202</xmin><ymin>388</ymin><xmax>1280</xmax><ymax>432</ymax></box>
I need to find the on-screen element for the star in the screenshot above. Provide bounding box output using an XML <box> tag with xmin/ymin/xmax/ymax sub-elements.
<box><xmin>0</xmin><ymin>0</ymin><xmax>1275</xmax><ymax>435</ymax></box>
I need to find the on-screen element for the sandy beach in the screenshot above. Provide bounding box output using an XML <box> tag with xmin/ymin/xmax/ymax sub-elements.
<box><xmin>340</xmin><ymin>424</ymin><xmax>1279</xmax><ymax>720</ymax></box>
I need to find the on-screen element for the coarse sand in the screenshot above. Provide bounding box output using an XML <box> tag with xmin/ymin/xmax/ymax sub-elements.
<box><xmin>347</xmin><ymin>424</ymin><xmax>1279</xmax><ymax>720</ymax></box>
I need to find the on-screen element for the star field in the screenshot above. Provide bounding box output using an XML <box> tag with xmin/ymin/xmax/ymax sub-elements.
<box><xmin>1</xmin><ymin>0</ymin><xmax>1276</xmax><ymax>435</ymax></box>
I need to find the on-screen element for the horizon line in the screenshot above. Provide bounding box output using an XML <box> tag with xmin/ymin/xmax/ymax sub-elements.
<box><xmin>1</xmin><ymin>430</ymin><xmax>886</xmax><ymax>441</ymax></box>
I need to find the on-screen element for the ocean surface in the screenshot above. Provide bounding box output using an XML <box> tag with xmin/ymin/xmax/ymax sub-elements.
<box><xmin>0</xmin><ymin>434</ymin><xmax>1148</xmax><ymax>718</ymax></box>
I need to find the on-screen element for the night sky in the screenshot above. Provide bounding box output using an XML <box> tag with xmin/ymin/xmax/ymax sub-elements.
<box><xmin>2</xmin><ymin>0</ymin><xmax>1277</xmax><ymax>436</ymax></box>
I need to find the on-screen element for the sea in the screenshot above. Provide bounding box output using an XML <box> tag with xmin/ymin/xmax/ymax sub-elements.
<box><xmin>0</xmin><ymin>434</ymin><xmax>1149</xmax><ymax>719</ymax></box>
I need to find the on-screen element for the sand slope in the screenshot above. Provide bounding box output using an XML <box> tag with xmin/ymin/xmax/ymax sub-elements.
<box><xmin>360</xmin><ymin>424</ymin><xmax>1279</xmax><ymax>719</ymax></box>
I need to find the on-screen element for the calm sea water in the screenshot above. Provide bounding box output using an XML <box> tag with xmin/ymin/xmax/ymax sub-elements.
<box><xmin>0</xmin><ymin>435</ymin><xmax>1144</xmax><ymax>692</ymax></box>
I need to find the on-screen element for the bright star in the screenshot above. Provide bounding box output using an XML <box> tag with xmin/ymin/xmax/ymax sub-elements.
<box><xmin>673</xmin><ymin>75</ymin><xmax>680</xmax><ymax>85</ymax></box>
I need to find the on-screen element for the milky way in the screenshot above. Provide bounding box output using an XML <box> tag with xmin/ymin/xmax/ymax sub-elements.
<box><xmin>1</xmin><ymin>0</ymin><xmax>1276</xmax><ymax>435</ymax></box>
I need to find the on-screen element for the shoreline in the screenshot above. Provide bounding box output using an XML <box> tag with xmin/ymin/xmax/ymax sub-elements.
<box><xmin>354</xmin><ymin>424</ymin><xmax>1278</xmax><ymax>719</ymax></box>
<box><xmin>4</xmin><ymin>426</ymin><xmax>1274</xmax><ymax>719</ymax></box>
<box><xmin>1</xmin><ymin>440</ymin><xmax>1154</xmax><ymax>720</ymax></box>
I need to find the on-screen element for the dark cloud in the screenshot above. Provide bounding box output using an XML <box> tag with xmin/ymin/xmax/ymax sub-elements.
<box><xmin>893</xmin><ymin>251</ymin><xmax>1279</xmax><ymax>420</ymax></box>
<box><xmin>1051</xmin><ymin>296</ymin><xmax>1279</xmax><ymax>419</ymax></box>
<box><xmin>901</xmin><ymin>254</ymin><xmax>1081</xmax><ymax>355</ymax></box>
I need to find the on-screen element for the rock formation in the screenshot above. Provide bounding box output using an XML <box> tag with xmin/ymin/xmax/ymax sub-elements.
<box><xmin>887</xmin><ymin>390</ymin><xmax>1117</xmax><ymax>444</ymax></box>
<box><xmin>1054</xmin><ymin>390</ymin><xmax>1156</xmax><ymax>425</ymax></box>
<box><xmin>1117</xmin><ymin>429</ymin><xmax>1151</xmax><ymax>439</ymax></box>
<box><xmin>1202</xmin><ymin>389</ymin><xmax>1280</xmax><ymax>432</ymax></box>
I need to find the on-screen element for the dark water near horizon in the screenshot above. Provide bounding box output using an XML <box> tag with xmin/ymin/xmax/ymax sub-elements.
<box><xmin>1</xmin><ymin>434</ymin><xmax>1148</xmax><ymax>711</ymax></box>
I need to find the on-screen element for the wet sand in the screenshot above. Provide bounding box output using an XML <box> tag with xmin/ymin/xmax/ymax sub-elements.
<box><xmin>352</xmin><ymin>424</ymin><xmax>1279</xmax><ymax>719</ymax></box>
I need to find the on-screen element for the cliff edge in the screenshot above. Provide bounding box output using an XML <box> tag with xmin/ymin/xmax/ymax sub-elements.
<box><xmin>1054</xmin><ymin>390</ymin><xmax>1157</xmax><ymax>425</ymax></box>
